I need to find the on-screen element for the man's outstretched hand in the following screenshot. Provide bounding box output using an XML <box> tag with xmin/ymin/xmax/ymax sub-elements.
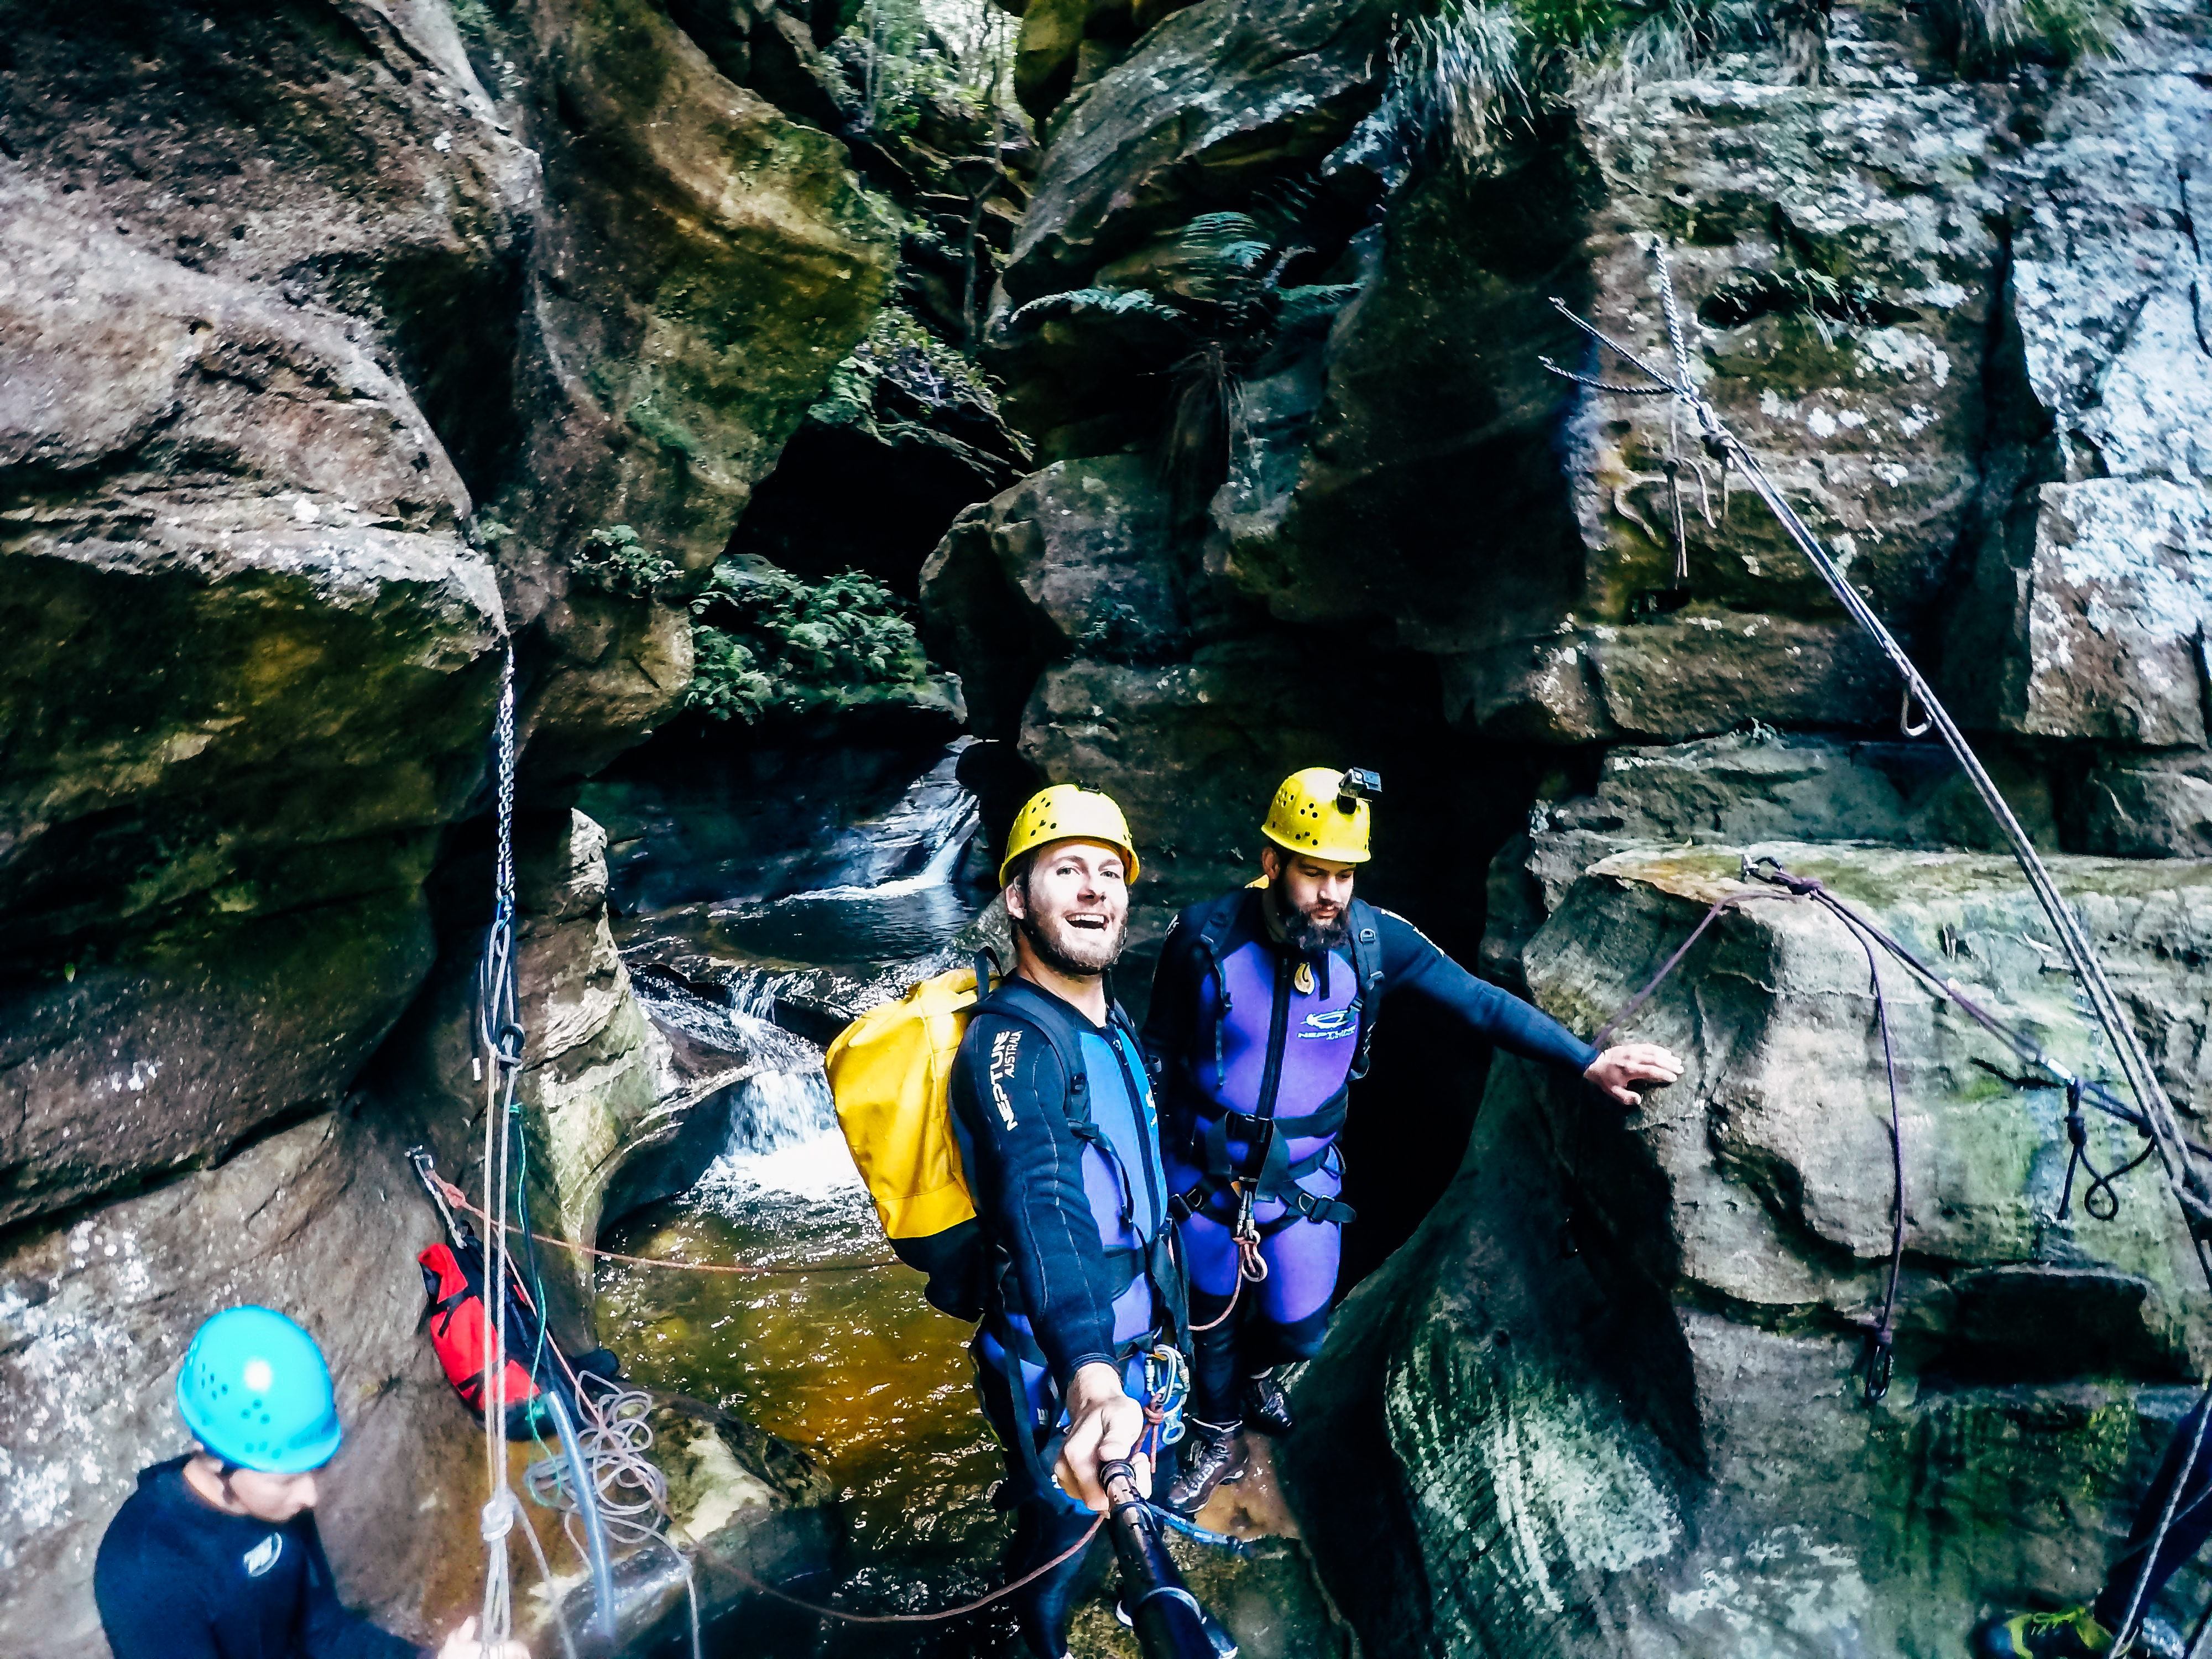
<box><xmin>1584</xmin><ymin>1042</ymin><xmax>1684</xmax><ymax>1105</ymax></box>
<box><xmin>439</xmin><ymin>1616</ymin><xmax>530</xmax><ymax>1659</ymax></box>
<box><xmin>1056</xmin><ymin>1361</ymin><xmax>1151</xmax><ymax>1513</ymax></box>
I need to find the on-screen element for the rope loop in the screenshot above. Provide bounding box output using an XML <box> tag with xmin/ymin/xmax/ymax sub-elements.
<box><xmin>480</xmin><ymin>1489</ymin><xmax>520</xmax><ymax>1543</ymax></box>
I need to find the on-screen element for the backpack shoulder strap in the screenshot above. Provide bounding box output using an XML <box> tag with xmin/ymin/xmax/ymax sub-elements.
<box><xmin>1347</xmin><ymin>898</ymin><xmax>1386</xmax><ymax>1082</ymax></box>
<box><xmin>978</xmin><ymin>978</ymin><xmax>1094</xmax><ymax>1127</ymax></box>
<box><xmin>1185</xmin><ymin>890</ymin><xmax>1250</xmax><ymax>1078</ymax></box>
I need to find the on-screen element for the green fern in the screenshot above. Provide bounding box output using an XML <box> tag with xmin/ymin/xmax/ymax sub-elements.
<box><xmin>1007</xmin><ymin>286</ymin><xmax>1192</xmax><ymax>327</ymax></box>
<box><xmin>685</xmin><ymin>562</ymin><xmax>935</xmax><ymax>724</ymax></box>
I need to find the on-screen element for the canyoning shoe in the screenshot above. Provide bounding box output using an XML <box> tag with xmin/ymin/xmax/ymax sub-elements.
<box><xmin>1241</xmin><ymin>1370</ymin><xmax>1293</xmax><ymax>1436</ymax></box>
<box><xmin>1972</xmin><ymin>1608</ymin><xmax>2114</xmax><ymax>1659</ymax></box>
<box><xmin>1164</xmin><ymin>1420</ymin><xmax>1248</xmax><ymax>1515</ymax></box>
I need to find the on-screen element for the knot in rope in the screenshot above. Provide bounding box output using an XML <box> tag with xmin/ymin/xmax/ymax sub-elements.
<box><xmin>480</xmin><ymin>1488</ymin><xmax>520</xmax><ymax>1543</ymax></box>
<box><xmin>2057</xmin><ymin>1075</ymin><xmax>2154</xmax><ymax>1224</ymax></box>
<box><xmin>1745</xmin><ymin>854</ymin><xmax>1824</xmax><ymax>898</ymax></box>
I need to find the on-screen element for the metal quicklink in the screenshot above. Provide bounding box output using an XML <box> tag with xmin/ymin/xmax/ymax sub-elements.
<box><xmin>1543</xmin><ymin>243</ymin><xmax>2212</xmax><ymax>1304</ymax></box>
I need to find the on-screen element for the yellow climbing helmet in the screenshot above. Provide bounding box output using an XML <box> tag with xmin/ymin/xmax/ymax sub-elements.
<box><xmin>999</xmin><ymin>782</ymin><xmax>1140</xmax><ymax>886</ymax></box>
<box><xmin>1261</xmin><ymin>766</ymin><xmax>1380</xmax><ymax>864</ymax></box>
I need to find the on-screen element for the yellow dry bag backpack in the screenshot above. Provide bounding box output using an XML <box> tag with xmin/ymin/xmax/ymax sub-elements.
<box><xmin>826</xmin><ymin>950</ymin><xmax>997</xmax><ymax>1319</ymax></box>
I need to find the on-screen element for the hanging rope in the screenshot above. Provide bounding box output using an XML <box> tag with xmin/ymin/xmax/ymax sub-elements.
<box><xmin>478</xmin><ymin>644</ymin><xmax>523</xmax><ymax>1659</ymax></box>
<box><xmin>1542</xmin><ymin>243</ymin><xmax>2212</xmax><ymax>1302</ymax></box>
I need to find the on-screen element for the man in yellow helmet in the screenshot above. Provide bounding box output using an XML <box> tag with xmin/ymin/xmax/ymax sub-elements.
<box><xmin>945</xmin><ymin>784</ymin><xmax>1188</xmax><ymax>1657</ymax></box>
<box><xmin>1143</xmin><ymin>766</ymin><xmax>1682</xmax><ymax>1512</ymax></box>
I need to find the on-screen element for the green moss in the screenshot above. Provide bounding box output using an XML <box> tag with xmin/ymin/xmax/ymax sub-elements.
<box><xmin>625</xmin><ymin>397</ymin><xmax>702</xmax><ymax>459</ymax></box>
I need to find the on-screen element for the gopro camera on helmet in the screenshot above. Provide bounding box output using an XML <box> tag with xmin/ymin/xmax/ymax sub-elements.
<box><xmin>1337</xmin><ymin>768</ymin><xmax>1381</xmax><ymax>812</ymax></box>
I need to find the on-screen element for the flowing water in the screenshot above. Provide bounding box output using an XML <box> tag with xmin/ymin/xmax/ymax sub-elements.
<box><xmin>597</xmin><ymin>753</ymin><xmax>1026</xmax><ymax>1652</ymax></box>
<box><xmin>597</xmin><ymin>752</ymin><xmax>1337</xmax><ymax>1658</ymax></box>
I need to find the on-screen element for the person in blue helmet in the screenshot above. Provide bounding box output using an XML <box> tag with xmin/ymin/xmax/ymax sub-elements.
<box><xmin>1144</xmin><ymin>768</ymin><xmax>1684</xmax><ymax>1514</ymax></box>
<box><xmin>94</xmin><ymin>1305</ymin><xmax>529</xmax><ymax>1659</ymax></box>
<box><xmin>946</xmin><ymin>785</ymin><xmax>1186</xmax><ymax>1659</ymax></box>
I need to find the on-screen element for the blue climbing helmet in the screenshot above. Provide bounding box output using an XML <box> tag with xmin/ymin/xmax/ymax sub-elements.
<box><xmin>175</xmin><ymin>1306</ymin><xmax>342</xmax><ymax>1473</ymax></box>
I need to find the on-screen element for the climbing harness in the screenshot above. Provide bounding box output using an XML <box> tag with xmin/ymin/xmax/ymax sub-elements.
<box><xmin>1545</xmin><ymin>244</ymin><xmax>2212</xmax><ymax>1310</ymax></box>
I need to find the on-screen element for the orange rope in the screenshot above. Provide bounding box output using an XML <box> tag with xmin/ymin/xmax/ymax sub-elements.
<box><xmin>429</xmin><ymin>1176</ymin><xmax>898</xmax><ymax>1277</ymax></box>
<box><xmin>1191</xmin><ymin>1219</ymin><xmax>1269</xmax><ymax>1332</ymax></box>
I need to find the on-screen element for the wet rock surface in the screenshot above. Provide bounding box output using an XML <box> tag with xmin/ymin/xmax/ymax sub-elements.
<box><xmin>8</xmin><ymin>0</ymin><xmax>2212</xmax><ymax>1651</ymax></box>
<box><xmin>1292</xmin><ymin>843</ymin><xmax>2212</xmax><ymax>1656</ymax></box>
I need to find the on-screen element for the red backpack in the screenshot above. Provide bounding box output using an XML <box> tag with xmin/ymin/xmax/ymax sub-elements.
<box><xmin>418</xmin><ymin>1229</ymin><xmax>575</xmax><ymax>1440</ymax></box>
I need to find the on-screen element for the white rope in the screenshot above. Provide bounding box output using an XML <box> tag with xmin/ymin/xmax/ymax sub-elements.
<box><xmin>1544</xmin><ymin>246</ymin><xmax>2212</xmax><ymax>1301</ymax></box>
<box><xmin>479</xmin><ymin>646</ymin><xmax>521</xmax><ymax>1658</ymax></box>
<box><xmin>524</xmin><ymin>1373</ymin><xmax>703</xmax><ymax>1659</ymax></box>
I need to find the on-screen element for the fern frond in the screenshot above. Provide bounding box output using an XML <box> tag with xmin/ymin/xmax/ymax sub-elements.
<box><xmin>1008</xmin><ymin>286</ymin><xmax>1191</xmax><ymax>328</ymax></box>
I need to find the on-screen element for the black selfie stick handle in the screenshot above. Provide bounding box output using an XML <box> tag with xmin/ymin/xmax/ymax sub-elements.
<box><xmin>1099</xmin><ymin>1461</ymin><xmax>1222</xmax><ymax>1659</ymax></box>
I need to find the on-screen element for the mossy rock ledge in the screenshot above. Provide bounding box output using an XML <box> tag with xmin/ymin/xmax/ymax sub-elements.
<box><xmin>1290</xmin><ymin>843</ymin><xmax>2212</xmax><ymax>1658</ymax></box>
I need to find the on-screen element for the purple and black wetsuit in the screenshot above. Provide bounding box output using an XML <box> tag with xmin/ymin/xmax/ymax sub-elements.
<box><xmin>1143</xmin><ymin>886</ymin><xmax>1597</xmax><ymax>1427</ymax></box>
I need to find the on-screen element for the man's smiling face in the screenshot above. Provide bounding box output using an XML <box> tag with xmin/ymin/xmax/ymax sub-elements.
<box><xmin>1005</xmin><ymin>838</ymin><xmax>1129</xmax><ymax>976</ymax></box>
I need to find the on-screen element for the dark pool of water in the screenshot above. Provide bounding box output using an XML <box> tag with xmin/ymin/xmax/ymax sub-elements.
<box><xmin>596</xmin><ymin>1144</ymin><xmax>1035</xmax><ymax>1656</ymax></box>
<box><xmin>704</xmin><ymin>880</ymin><xmax>982</xmax><ymax>968</ymax></box>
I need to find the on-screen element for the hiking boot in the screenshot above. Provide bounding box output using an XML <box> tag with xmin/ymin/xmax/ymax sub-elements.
<box><xmin>1972</xmin><ymin>1608</ymin><xmax>2114</xmax><ymax>1659</ymax></box>
<box><xmin>1164</xmin><ymin>1420</ymin><xmax>1247</xmax><ymax>1515</ymax></box>
<box><xmin>1241</xmin><ymin>1370</ymin><xmax>1293</xmax><ymax>1436</ymax></box>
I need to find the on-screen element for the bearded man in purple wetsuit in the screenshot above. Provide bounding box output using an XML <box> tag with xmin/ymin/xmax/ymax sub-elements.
<box><xmin>1142</xmin><ymin>767</ymin><xmax>1683</xmax><ymax>1512</ymax></box>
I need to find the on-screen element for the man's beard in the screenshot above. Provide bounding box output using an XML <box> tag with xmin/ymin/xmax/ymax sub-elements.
<box><xmin>1275</xmin><ymin>889</ymin><xmax>1349</xmax><ymax>954</ymax></box>
<box><xmin>1015</xmin><ymin>905</ymin><xmax>1128</xmax><ymax>977</ymax></box>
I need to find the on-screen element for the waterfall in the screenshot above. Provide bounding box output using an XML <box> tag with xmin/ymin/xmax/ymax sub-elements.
<box><xmin>726</xmin><ymin>1066</ymin><xmax>837</xmax><ymax>1156</ymax></box>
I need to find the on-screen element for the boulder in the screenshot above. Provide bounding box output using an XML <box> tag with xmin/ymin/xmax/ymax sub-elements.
<box><xmin>921</xmin><ymin>455</ymin><xmax>1200</xmax><ymax>736</ymax></box>
<box><xmin>1482</xmin><ymin>729</ymin><xmax>2061</xmax><ymax>985</ymax></box>
<box><xmin>0</xmin><ymin>180</ymin><xmax>507</xmax><ymax>1226</ymax></box>
<box><xmin>997</xmin><ymin>0</ymin><xmax>1395</xmax><ymax>302</ymax></box>
<box><xmin>1950</xmin><ymin>479</ymin><xmax>2212</xmax><ymax>746</ymax></box>
<box><xmin>1291</xmin><ymin>842</ymin><xmax>2212</xmax><ymax>1657</ymax></box>
<box><xmin>0</xmin><ymin>1114</ymin><xmax>483</xmax><ymax>1659</ymax></box>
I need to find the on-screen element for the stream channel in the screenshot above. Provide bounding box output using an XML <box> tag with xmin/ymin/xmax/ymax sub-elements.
<box><xmin>586</xmin><ymin>743</ymin><xmax>1342</xmax><ymax>1658</ymax></box>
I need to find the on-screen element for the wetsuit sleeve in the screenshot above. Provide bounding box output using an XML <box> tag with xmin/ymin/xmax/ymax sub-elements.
<box><xmin>95</xmin><ymin>1535</ymin><xmax>222</xmax><ymax>1659</ymax></box>
<box><xmin>300</xmin><ymin>1517</ymin><xmax>429</xmax><ymax>1659</ymax></box>
<box><xmin>1376</xmin><ymin>909</ymin><xmax>1600</xmax><ymax>1072</ymax></box>
<box><xmin>951</xmin><ymin>1013</ymin><xmax>1119</xmax><ymax>1390</ymax></box>
<box><xmin>1140</xmin><ymin>909</ymin><xmax>1206</xmax><ymax>1072</ymax></box>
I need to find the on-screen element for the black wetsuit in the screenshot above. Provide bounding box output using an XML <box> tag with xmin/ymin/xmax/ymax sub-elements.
<box><xmin>947</xmin><ymin>975</ymin><xmax>1181</xmax><ymax>1659</ymax></box>
<box><xmin>94</xmin><ymin>1458</ymin><xmax>423</xmax><ymax>1659</ymax></box>
<box><xmin>2092</xmin><ymin>1395</ymin><xmax>2212</xmax><ymax>1636</ymax></box>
